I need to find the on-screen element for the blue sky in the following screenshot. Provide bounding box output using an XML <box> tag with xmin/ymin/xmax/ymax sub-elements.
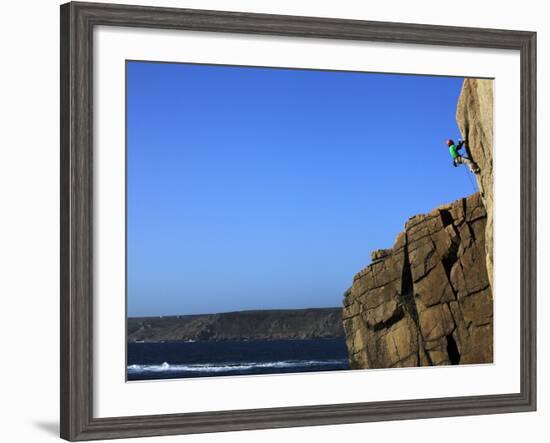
<box><xmin>127</xmin><ymin>61</ymin><xmax>474</xmax><ymax>317</ymax></box>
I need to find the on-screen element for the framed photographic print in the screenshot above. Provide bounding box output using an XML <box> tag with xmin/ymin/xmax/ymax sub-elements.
<box><xmin>60</xmin><ymin>1</ymin><xmax>537</xmax><ymax>441</ymax></box>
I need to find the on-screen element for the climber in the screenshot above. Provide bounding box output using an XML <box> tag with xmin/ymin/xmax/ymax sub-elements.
<box><xmin>446</xmin><ymin>139</ymin><xmax>480</xmax><ymax>174</ymax></box>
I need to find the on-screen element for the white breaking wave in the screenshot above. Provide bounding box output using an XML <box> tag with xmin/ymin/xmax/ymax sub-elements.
<box><xmin>127</xmin><ymin>359</ymin><xmax>347</xmax><ymax>374</ymax></box>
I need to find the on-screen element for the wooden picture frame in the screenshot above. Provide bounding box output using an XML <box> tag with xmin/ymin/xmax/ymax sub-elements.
<box><xmin>60</xmin><ymin>1</ymin><xmax>536</xmax><ymax>440</ymax></box>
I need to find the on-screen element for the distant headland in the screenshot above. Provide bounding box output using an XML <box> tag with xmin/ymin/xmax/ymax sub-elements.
<box><xmin>128</xmin><ymin>307</ymin><xmax>344</xmax><ymax>342</ymax></box>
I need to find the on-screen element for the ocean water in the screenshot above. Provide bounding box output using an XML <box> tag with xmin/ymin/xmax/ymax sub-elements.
<box><xmin>127</xmin><ymin>338</ymin><xmax>350</xmax><ymax>380</ymax></box>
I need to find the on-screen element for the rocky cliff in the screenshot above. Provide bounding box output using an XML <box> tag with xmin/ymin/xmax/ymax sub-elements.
<box><xmin>456</xmin><ymin>79</ymin><xmax>494</xmax><ymax>290</ymax></box>
<box><xmin>128</xmin><ymin>308</ymin><xmax>344</xmax><ymax>342</ymax></box>
<box><xmin>342</xmin><ymin>78</ymin><xmax>494</xmax><ymax>370</ymax></box>
<box><xmin>343</xmin><ymin>192</ymin><xmax>493</xmax><ymax>368</ymax></box>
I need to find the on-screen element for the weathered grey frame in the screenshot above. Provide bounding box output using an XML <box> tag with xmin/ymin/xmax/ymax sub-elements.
<box><xmin>60</xmin><ymin>1</ymin><xmax>537</xmax><ymax>441</ymax></box>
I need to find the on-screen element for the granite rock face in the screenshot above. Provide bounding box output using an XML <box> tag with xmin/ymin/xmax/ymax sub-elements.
<box><xmin>456</xmin><ymin>79</ymin><xmax>494</xmax><ymax>290</ymax></box>
<box><xmin>342</xmin><ymin>193</ymin><xmax>493</xmax><ymax>369</ymax></box>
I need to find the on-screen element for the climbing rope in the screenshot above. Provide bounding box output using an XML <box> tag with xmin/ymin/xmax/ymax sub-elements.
<box><xmin>464</xmin><ymin>167</ymin><xmax>477</xmax><ymax>193</ymax></box>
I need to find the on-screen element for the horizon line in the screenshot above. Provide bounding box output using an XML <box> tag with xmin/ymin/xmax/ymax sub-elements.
<box><xmin>128</xmin><ymin>305</ymin><xmax>343</xmax><ymax>319</ymax></box>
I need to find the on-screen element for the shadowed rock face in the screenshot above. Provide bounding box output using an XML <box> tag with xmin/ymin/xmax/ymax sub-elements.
<box><xmin>342</xmin><ymin>193</ymin><xmax>493</xmax><ymax>369</ymax></box>
<box><xmin>457</xmin><ymin>79</ymin><xmax>494</xmax><ymax>290</ymax></box>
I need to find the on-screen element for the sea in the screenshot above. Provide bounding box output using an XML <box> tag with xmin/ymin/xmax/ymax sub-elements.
<box><xmin>127</xmin><ymin>338</ymin><xmax>350</xmax><ymax>381</ymax></box>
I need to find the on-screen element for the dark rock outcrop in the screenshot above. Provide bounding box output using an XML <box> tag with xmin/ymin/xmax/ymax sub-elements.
<box><xmin>128</xmin><ymin>307</ymin><xmax>344</xmax><ymax>342</ymax></box>
<box><xmin>343</xmin><ymin>193</ymin><xmax>493</xmax><ymax>368</ymax></box>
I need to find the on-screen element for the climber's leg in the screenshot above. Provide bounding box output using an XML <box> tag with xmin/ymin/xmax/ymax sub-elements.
<box><xmin>458</xmin><ymin>156</ymin><xmax>480</xmax><ymax>174</ymax></box>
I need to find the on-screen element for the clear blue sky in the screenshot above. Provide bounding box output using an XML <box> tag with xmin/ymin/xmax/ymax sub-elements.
<box><xmin>127</xmin><ymin>61</ymin><xmax>474</xmax><ymax>317</ymax></box>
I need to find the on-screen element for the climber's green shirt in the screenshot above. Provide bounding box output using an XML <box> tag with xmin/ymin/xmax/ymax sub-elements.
<box><xmin>449</xmin><ymin>144</ymin><xmax>459</xmax><ymax>159</ymax></box>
